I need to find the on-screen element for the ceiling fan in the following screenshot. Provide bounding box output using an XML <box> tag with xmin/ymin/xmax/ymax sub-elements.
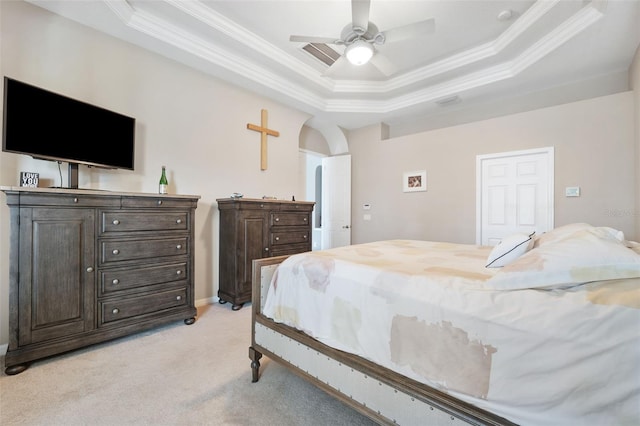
<box><xmin>289</xmin><ymin>0</ymin><xmax>435</xmax><ymax>76</ymax></box>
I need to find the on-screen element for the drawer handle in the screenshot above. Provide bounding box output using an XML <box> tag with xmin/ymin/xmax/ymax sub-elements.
<box><xmin>176</xmin><ymin>295</ymin><xmax>182</xmax><ymax>301</ymax></box>
<box><xmin>303</xmin><ymin>217</ymin><xmax>308</xmax><ymax>222</ymax></box>
<box><xmin>176</xmin><ymin>219</ymin><xmax>182</xmax><ymax>224</ymax></box>
<box><xmin>86</xmin><ymin>267</ymin><xmax>94</xmax><ymax>273</ymax></box>
<box><xmin>275</xmin><ymin>217</ymin><xmax>280</xmax><ymax>222</ymax></box>
<box><xmin>303</xmin><ymin>235</ymin><xmax>307</xmax><ymax>239</ymax></box>
<box><xmin>112</xmin><ymin>308</ymin><xmax>120</xmax><ymax>314</ymax></box>
<box><xmin>112</xmin><ymin>279</ymin><xmax>119</xmax><ymax>285</ymax></box>
<box><xmin>176</xmin><ymin>244</ymin><xmax>182</xmax><ymax>250</ymax></box>
<box><xmin>176</xmin><ymin>270</ymin><xmax>182</xmax><ymax>275</ymax></box>
<box><xmin>73</xmin><ymin>198</ymin><xmax>79</xmax><ymax>203</ymax></box>
<box><xmin>264</xmin><ymin>247</ymin><xmax>269</xmax><ymax>252</ymax></box>
<box><xmin>112</xmin><ymin>219</ymin><xmax>120</xmax><ymax>225</ymax></box>
<box><xmin>112</xmin><ymin>249</ymin><xmax>120</xmax><ymax>255</ymax></box>
<box><xmin>260</xmin><ymin>204</ymin><xmax>264</xmax><ymax>208</ymax></box>
<box><xmin>157</xmin><ymin>200</ymin><xmax>163</xmax><ymax>205</ymax></box>
<box><xmin>275</xmin><ymin>237</ymin><xmax>280</xmax><ymax>241</ymax></box>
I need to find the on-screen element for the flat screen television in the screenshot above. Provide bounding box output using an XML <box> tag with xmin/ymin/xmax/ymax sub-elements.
<box><xmin>2</xmin><ymin>77</ymin><xmax>136</xmax><ymax>188</ymax></box>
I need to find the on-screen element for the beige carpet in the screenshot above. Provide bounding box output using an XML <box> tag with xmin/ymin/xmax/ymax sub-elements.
<box><xmin>0</xmin><ymin>303</ymin><xmax>377</xmax><ymax>426</ymax></box>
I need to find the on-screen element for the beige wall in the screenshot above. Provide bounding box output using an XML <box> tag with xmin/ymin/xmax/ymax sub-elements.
<box><xmin>630</xmin><ymin>45</ymin><xmax>640</xmax><ymax>244</ymax></box>
<box><xmin>0</xmin><ymin>1</ymin><xmax>638</xmax><ymax>348</ymax></box>
<box><xmin>300</xmin><ymin>126</ymin><xmax>331</xmax><ymax>156</ymax></box>
<box><xmin>0</xmin><ymin>1</ymin><xmax>310</xmax><ymax>345</ymax></box>
<box><xmin>348</xmin><ymin>92</ymin><xmax>636</xmax><ymax>245</ymax></box>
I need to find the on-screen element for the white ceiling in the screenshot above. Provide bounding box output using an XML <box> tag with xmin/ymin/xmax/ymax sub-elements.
<box><xmin>28</xmin><ymin>0</ymin><xmax>640</xmax><ymax>136</ymax></box>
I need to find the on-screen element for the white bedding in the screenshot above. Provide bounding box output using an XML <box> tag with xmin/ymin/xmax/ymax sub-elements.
<box><xmin>263</xmin><ymin>237</ymin><xmax>640</xmax><ymax>425</ymax></box>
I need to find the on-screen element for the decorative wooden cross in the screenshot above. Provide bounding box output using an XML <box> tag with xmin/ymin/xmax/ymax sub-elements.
<box><xmin>247</xmin><ymin>109</ymin><xmax>280</xmax><ymax>170</ymax></box>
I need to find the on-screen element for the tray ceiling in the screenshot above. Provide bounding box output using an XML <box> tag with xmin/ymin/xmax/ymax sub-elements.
<box><xmin>27</xmin><ymin>0</ymin><xmax>640</xmax><ymax>135</ymax></box>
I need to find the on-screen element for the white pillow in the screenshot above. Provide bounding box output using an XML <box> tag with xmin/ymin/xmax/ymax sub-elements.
<box><xmin>533</xmin><ymin>223</ymin><xmax>592</xmax><ymax>248</ymax></box>
<box><xmin>486</xmin><ymin>227</ymin><xmax>640</xmax><ymax>290</ymax></box>
<box><xmin>486</xmin><ymin>232</ymin><xmax>535</xmax><ymax>268</ymax></box>
<box><xmin>533</xmin><ymin>223</ymin><xmax>624</xmax><ymax>248</ymax></box>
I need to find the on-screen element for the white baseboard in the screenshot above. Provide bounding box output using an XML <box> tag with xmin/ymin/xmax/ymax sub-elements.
<box><xmin>195</xmin><ymin>297</ymin><xmax>218</xmax><ymax>307</ymax></box>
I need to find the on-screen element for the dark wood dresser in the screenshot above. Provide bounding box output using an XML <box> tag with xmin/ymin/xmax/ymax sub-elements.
<box><xmin>1</xmin><ymin>187</ymin><xmax>199</xmax><ymax>374</ymax></box>
<box><xmin>217</xmin><ymin>198</ymin><xmax>314</xmax><ymax>310</ymax></box>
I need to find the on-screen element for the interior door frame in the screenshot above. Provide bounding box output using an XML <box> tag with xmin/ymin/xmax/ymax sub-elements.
<box><xmin>475</xmin><ymin>147</ymin><xmax>555</xmax><ymax>245</ymax></box>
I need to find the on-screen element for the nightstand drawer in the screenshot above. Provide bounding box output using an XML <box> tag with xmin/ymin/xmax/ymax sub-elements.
<box><xmin>99</xmin><ymin>287</ymin><xmax>188</xmax><ymax>325</ymax></box>
<box><xmin>100</xmin><ymin>262</ymin><xmax>188</xmax><ymax>296</ymax></box>
<box><xmin>270</xmin><ymin>212</ymin><xmax>309</xmax><ymax>227</ymax></box>
<box><xmin>100</xmin><ymin>237</ymin><xmax>188</xmax><ymax>264</ymax></box>
<box><xmin>101</xmin><ymin>211</ymin><xmax>188</xmax><ymax>233</ymax></box>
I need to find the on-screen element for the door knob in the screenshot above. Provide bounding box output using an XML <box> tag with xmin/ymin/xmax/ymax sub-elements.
<box><xmin>342</xmin><ymin>225</ymin><xmax>350</xmax><ymax>229</ymax></box>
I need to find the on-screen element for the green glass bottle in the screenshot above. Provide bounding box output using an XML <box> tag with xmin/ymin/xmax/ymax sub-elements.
<box><xmin>159</xmin><ymin>165</ymin><xmax>168</xmax><ymax>194</ymax></box>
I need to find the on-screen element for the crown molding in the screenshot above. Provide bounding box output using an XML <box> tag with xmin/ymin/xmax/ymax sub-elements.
<box><xmin>161</xmin><ymin>0</ymin><xmax>562</xmax><ymax>94</ymax></box>
<box><xmin>102</xmin><ymin>0</ymin><xmax>605</xmax><ymax>116</ymax></box>
<box><xmin>317</xmin><ymin>2</ymin><xmax>604</xmax><ymax>115</ymax></box>
<box><xmin>104</xmin><ymin>0</ymin><xmax>328</xmax><ymax>110</ymax></box>
<box><xmin>163</xmin><ymin>0</ymin><xmax>335</xmax><ymax>91</ymax></box>
<box><xmin>331</xmin><ymin>0</ymin><xmax>561</xmax><ymax>93</ymax></box>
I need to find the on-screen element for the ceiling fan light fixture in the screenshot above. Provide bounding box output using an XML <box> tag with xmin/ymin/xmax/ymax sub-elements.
<box><xmin>345</xmin><ymin>40</ymin><xmax>374</xmax><ymax>65</ymax></box>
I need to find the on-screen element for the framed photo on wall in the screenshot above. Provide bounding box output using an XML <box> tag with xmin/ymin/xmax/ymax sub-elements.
<box><xmin>402</xmin><ymin>170</ymin><xmax>426</xmax><ymax>192</ymax></box>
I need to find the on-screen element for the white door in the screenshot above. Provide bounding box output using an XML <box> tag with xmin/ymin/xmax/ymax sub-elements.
<box><xmin>321</xmin><ymin>155</ymin><xmax>351</xmax><ymax>249</ymax></box>
<box><xmin>476</xmin><ymin>147</ymin><xmax>554</xmax><ymax>246</ymax></box>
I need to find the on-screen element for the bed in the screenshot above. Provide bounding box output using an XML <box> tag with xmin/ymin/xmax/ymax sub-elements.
<box><xmin>249</xmin><ymin>223</ymin><xmax>640</xmax><ymax>425</ymax></box>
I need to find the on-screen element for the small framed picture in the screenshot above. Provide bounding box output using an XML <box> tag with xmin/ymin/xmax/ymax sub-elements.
<box><xmin>402</xmin><ymin>170</ymin><xmax>426</xmax><ymax>193</ymax></box>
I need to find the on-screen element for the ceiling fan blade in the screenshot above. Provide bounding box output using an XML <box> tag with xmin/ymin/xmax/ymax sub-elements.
<box><xmin>351</xmin><ymin>0</ymin><xmax>371</xmax><ymax>33</ymax></box>
<box><xmin>322</xmin><ymin>56</ymin><xmax>350</xmax><ymax>77</ymax></box>
<box><xmin>382</xmin><ymin>18</ymin><xmax>435</xmax><ymax>44</ymax></box>
<box><xmin>290</xmin><ymin>35</ymin><xmax>340</xmax><ymax>44</ymax></box>
<box><xmin>369</xmin><ymin>53</ymin><xmax>397</xmax><ymax>77</ymax></box>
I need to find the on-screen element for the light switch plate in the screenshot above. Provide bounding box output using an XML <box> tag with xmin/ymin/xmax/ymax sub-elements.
<box><xmin>565</xmin><ymin>187</ymin><xmax>580</xmax><ymax>197</ymax></box>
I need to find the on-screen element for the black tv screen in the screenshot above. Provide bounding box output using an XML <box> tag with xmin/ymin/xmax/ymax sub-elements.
<box><xmin>2</xmin><ymin>77</ymin><xmax>135</xmax><ymax>170</ymax></box>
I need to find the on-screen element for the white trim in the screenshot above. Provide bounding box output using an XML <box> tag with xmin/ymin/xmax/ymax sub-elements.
<box><xmin>102</xmin><ymin>0</ymin><xmax>604</xmax><ymax>114</ymax></box>
<box><xmin>475</xmin><ymin>147</ymin><xmax>555</xmax><ymax>245</ymax></box>
<box><xmin>298</xmin><ymin>148</ymin><xmax>328</xmax><ymax>158</ymax></box>
<box><xmin>195</xmin><ymin>297</ymin><xmax>217</xmax><ymax>307</ymax></box>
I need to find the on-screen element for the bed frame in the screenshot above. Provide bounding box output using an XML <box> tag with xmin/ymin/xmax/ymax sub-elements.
<box><xmin>249</xmin><ymin>256</ymin><xmax>516</xmax><ymax>426</ymax></box>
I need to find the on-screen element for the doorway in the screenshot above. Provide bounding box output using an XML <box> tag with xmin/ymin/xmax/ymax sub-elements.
<box><xmin>299</xmin><ymin>151</ymin><xmax>352</xmax><ymax>250</ymax></box>
<box><xmin>476</xmin><ymin>147</ymin><xmax>554</xmax><ymax>245</ymax></box>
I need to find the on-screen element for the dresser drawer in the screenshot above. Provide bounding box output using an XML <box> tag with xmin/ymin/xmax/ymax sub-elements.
<box><xmin>271</xmin><ymin>230</ymin><xmax>309</xmax><ymax>246</ymax></box>
<box><xmin>100</xmin><ymin>237</ymin><xmax>188</xmax><ymax>265</ymax></box>
<box><xmin>121</xmin><ymin>196</ymin><xmax>196</xmax><ymax>209</ymax></box>
<box><xmin>279</xmin><ymin>202</ymin><xmax>314</xmax><ymax>212</ymax></box>
<box><xmin>100</xmin><ymin>262</ymin><xmax>188</xmax><ymax>296</ymax></box>
<box><xmin>101</xmin><ymin>211</ymin><xmax>188</xmax><ymax>233</ymax></box>
<box><xmin>99</xmin><ymin>287</ymin><xmax>188</xmax><ymax>325</ymax></box>
<box><xmin>18</xmin><ymin>193</ymin><xmax>120</xmax><ymax>208</ymax></box>
<box><xmin>270</xmin><ymin>212</ymin><xmax>310</xmax><ymax>227</ymax></box>
<box><xmin>270</xmin><ymin>243</ymin><xmax>310</xmax><ymax>257</ymax></box>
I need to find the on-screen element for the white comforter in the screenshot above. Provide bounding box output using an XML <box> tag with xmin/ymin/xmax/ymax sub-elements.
<box><xmin>263</xmin><ymin>239</ymin><xmax>640</xmax><ymax>425</ymax></box>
